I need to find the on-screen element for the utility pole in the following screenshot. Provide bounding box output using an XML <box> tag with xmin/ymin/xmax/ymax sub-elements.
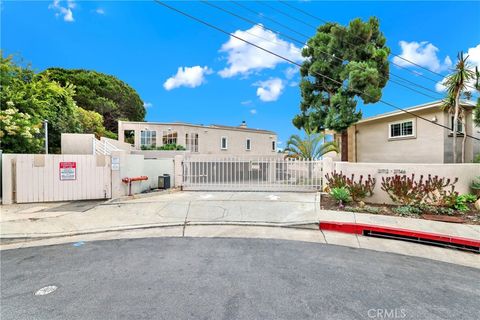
<box><xmin>43</xmin><ymin>120</ymin><xmax>48</xmax><ymax>154</ymax></box>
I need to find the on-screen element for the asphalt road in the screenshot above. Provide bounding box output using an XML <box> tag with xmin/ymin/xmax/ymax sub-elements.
<box><xmin>1</xmin><ymin>238</ymin><xmax>479</xmax><ymax>320</ymax></box>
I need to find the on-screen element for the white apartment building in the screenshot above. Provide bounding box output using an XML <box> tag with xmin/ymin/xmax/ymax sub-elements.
<box><xmin>118</xmin><ymin>120</ymin><xmax>278</xmax><ymax>155</ymax></box>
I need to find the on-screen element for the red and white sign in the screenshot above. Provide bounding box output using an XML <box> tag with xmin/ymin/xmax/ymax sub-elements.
<box><xmin>59</xmin><ymin>162</ymin><xmax>76</xmax><ymax>180</ymax></box>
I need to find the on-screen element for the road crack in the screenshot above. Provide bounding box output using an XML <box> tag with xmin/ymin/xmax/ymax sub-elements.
<box><xmin>182</xmin><ymin>201</ymin><xmax>191</xmax><ymax>237</ymax></box>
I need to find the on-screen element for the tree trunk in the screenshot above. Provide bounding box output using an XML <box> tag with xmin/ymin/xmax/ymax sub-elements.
<box><xmin>341</xmin><ymin>130</ymin><xmax>348</xmax><ymax>161</ymax></box>
<box><xmin>452</xmin><ymin>90</ymin><xmax>461</xmax><ymax>163</ymax></box>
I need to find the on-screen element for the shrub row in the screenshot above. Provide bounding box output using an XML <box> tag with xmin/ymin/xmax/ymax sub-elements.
<box><xmin>325</xmin><ymin>171</ymin><xmax>475</xmax><ymax>212</ymax></box>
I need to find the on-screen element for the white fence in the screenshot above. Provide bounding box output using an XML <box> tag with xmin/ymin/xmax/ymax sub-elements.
<box><xmin>182</xmin><ymin>156</ymin><xmax>323</xmax><ymax>192</ymax></box>
<box><xmin>3</xmin><ymin>154</ymin><xmax>111</xmax><ymax>204</ymax></box>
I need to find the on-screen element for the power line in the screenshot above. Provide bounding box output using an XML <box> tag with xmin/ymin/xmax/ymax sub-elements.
<box><xmin>204</xmin><ymin>0</ymin><xmax>445</xmax><ymax>99</ymax></box>
<box><xmin>238</xmin><ymin>0</ymin><xmax>477</xmax><ymax>93</ymax></box>
<box><xmin>230</xmin><ymin>0</ymin><xmax>311</xmax><ymax>39</ymax></box>
<box><xmin>152</xmin><ymin>0</ymin><xmax>479</xmax><ymax>141</ymax></box>
<box><xmin>277</xmin><ymin>0</ymin><xmax>449</xmax><ymax>79</ymax></box>
<box><xmin>256</xmin><ymin>0</ymin><xmax>318</xmax><ymax>29</ymax></box>
<box><xmin>235</xmin><ymin>0</ymin><xmax>446</xmax><ymax>85</ymax></box>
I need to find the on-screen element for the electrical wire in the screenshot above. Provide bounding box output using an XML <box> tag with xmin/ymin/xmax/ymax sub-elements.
<box><xmin>152</xmin><ymin>0</ymin><xmax>479</xmax><ymax>141</ymax></box>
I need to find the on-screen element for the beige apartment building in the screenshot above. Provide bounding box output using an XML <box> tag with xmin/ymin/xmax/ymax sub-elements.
<box><xmin>326</xmin><ymin>100</ymin><xmax>479</xmax><ymax>163</ymax></box>
<box><xmin>117</xmin><ymin>120</ymin><xmax>278</xmax><ymax>155</ymax></box>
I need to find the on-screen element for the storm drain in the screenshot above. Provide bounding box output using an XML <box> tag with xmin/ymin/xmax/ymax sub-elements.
<box><xmin>319</xmin><ymin>221</ymin><xmax>480</xmax><ymax>254</ymax></box>
<box><xmin>362</xmin><ymin>230</ymin><xmax>480</xmax><ymax>254</ymax></box>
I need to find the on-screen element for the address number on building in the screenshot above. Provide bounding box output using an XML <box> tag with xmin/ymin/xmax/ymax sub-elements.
<box><xmin>60</xmin><ymin>162</ymin><xmax>76</xmax><ymax>180</ymax></box>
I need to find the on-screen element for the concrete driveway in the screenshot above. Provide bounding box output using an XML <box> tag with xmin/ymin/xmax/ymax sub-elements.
<box><xmin>110</xmin><ymin>191</ymin><xmax>321</xmax><ymax>225</ymax></box>
<box><xmin>0</xmin><ymin>191</ymin><xmax>320</xmax><ymax>239</ymax></box>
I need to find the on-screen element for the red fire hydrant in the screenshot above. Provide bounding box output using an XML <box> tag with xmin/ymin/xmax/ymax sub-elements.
<box><xmin>122</xmin><ymin>176</ymin><xmax>148</xmax><ymax>196</ymax></box>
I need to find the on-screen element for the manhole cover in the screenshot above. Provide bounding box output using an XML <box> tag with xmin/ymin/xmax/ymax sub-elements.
<box><xmin>35</xmin><ymin>285</ymin><xmax>57</xmax><ymax>296</ymax></box>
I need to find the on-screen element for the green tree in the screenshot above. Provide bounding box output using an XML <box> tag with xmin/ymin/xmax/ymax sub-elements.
<box><xmin>441</xmin><ymin>52</ymin><xmax>474</xmax><ymax>163</ymax></box>
<box><xmin>0</xmin><ymin>104</ymin><xmax>43</xmax><ymax>153</ymax></box>
<box><xmin>284</xmin><ymin>128</ymin><xmax>338</xmax><ymax>160</ymax></box>
<box><xmin>41</xmin><ymin>68</ymin><xmax>145</xmax><ymax>134</ymax></box>
<box><xmin>76</xmin><ymin>107</ymin><xmax>115</xmax><ymax>139</ymax></box>
<box><xmin>293</xmin><ymin>17</ymin><xmax>390</xmax><ymax>161</ymax></box>
<box><xmin>0</xmin><ymin>54</ymin><xmax>111</xmax><ymax>153</ymax></box>
<box><xmin>474</xmin><ymin>67</ymin><xmax>480</xmax><ymax>128</ymax></box>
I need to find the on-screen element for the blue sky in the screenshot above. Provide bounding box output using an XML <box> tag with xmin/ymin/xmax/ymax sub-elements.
<box><xmin>2</xmin><ymin>1</ymin><xmax>480</xmax><ymax>146</ymax></box>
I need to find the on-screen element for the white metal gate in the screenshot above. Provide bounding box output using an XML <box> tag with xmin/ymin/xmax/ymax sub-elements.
<box><xmin>182</xmin><ymin>156</ymin><xmax>323</xmax><ymax>191</ymax></box>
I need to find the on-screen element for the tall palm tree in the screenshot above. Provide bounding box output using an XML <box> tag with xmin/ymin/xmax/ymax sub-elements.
<box><xmin>441</xmin><ymin>52</ymin><xmax>474</xmax><ymax>163</ymax></box>
<box><xmin>474</xmin><ymin>67</ymin><xmax>480</xmax><ymax>128</ymax></box>
<box><xmin>284</xmin><ymin>128</ymin><xmax>338</xmax><ymax>160</ymax></box>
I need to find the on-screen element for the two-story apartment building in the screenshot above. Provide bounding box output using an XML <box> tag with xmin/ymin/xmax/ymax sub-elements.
<box><xmin>118</xmin><ymin>120</ymin><xmax>278</xmax><ymax>155</ymax></box>
<box><xmin>325</xmin><ymin>100</ymin><xmax>479</xmax><ymax>163</ymax></box>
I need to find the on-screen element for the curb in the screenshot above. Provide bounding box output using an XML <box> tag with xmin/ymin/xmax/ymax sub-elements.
<box><xmin>0</xmin><ymin>221</ymin><xmax>320</xmax><ymax>244</ymax></box>
<box><xmin>319</xmin><ymin>221</ymin><xmax>480</xmax><ymax>252</ymax></box>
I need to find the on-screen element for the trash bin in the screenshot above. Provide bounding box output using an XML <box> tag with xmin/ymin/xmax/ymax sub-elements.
<box><xmin>158</xmin><ymin>174</ymin><xmax>171</xmax><ymax>189</ymax></box>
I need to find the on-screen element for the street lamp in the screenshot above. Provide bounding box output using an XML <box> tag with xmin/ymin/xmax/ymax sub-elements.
<box><xmin>43</xmin><ymin>120</ymin><xmax>48</xmax><ymax>154</ymax></box>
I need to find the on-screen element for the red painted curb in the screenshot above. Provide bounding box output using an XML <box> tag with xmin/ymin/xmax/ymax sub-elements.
<box><xmin>319</xmin><ymin>221</ymin><xmax>480</xmax><ymax>248</ymax></box>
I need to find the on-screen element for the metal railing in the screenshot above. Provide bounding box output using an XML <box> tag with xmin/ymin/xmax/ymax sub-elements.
<box><xmin>93</xmin><ymin>138</ymin><xmax>121</xmax><ymax>155</ymax></box>
<box><xmin>182</xmin><ymin>156</ymin><xmax>323</xmax><ymax>192</ymax></box>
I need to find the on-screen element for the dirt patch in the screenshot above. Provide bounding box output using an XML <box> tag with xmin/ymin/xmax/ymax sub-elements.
<box><xmin>320</xmin><ymin>194</ymin><xmax>480</xmax><ymax>225</ymax></box>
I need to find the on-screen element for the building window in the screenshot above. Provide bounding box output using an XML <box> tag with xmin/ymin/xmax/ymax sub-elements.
<box><xmin>272</xmin><ymin>140</ymin><xmax>276</xmax><ymax>151</ymax></box>
<box><xmin>140</xmin><ymin>130</ymin><xmax>156</xmax><ymax>146</ymax></box>
<box><xmin>124</xmin><ymin>130</ymin><xmax>135</xmax><ymax>145</ymax></box>
<box><xmin>162</xmin><ymin>131</ymin><xmax>178</xmax><ymax>145</ymax></box>
<box><xmin>389</xmin><ymin>120</ymin><xmax>414</xmax><ymax>139</ymax></box>
<box><xmin>450</xmin><ymin>116</ymin><xmax>464</xmax><ymax>134</ymax></box>
<box><xmin>246</xmin><ymin>138</ymin><xmax>251</xmax><ymax>151</ymax></box>
<box><xmin>186</xmin><ymin>133</ymin><xmax>199</xmax><ymax>152</ymax></box>
<box><xmin>221</xmin><ymin>137</ymin><xmax>228</xmax><ymax>150</ymax></box>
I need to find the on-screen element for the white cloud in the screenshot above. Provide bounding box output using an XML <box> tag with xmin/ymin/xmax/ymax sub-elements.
<box><xmin>96</xmin><ymin>8</ymin><xmax>105</xmax><ymax>15</ymax></box>
<box><xmin>241</xmin><ymin>100</ymin><xmax>252</xmax><ymax>106</ymax></box>
<box><xmin>435</xmin><ymin>43</ymin><xmax>480</xmax><ymax>92</ymax></box>
<box><xmin>49</xmin><ymin>0</ymin><xmax>75</xmax><ymax>22</ymax></box>
<box><xmin>392</xmin><ymin>41</ymin><xmax>452</xmax><ymax>72</ymax></box>
<box><xmin>163</xmin><ymin>66</ymin><xmax>213</xmax><ymax>91</ymax></box>
<box><xmin>466</xmin><ymin>44</ymin><xmax>480</xmax><ymax>68</ymax></box>
<box><xmin>255</xmin><ymin>78</ymin><xmax>285</xmax><ymax>102</ymax></box>
<box><xmin>143</xmin><ymin>102</ymin><xmax>153</xmax><ymax>108</ymax></box>
<box><xmin>218</xmin><ymin>25</ymin><xmax>303</xmax><ymax>78</ymax></box>
<box><xmin>250</xmin><ymin>109</ymin><xmax>257</xmax><ymax>115</ymax></box>
<box><xmin>435</xmin><ymin>81</ymin><xmax>446</xmax><ymax>92</ymax></box>
<box><xmin>284</xmin><ymin>66</ymin><xmax>299</xmax><ymax>79</ymax></box>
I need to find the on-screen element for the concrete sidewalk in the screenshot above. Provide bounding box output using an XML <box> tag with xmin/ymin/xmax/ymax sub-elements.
<box><xmin>1</xmin><ymin>191</ymin><xmax>479</xmax><ymax>268</ymax></box>
<box><xmin>0</xmin><ymin>191</ymin><xmax>321</xmax><ymax>238</ymax></box>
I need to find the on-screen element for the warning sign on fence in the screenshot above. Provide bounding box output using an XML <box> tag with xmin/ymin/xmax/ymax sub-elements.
<box><xmin>59</xmin><ymin>162</ymin><xmax>76</xmax><ymax>180</ymax></box>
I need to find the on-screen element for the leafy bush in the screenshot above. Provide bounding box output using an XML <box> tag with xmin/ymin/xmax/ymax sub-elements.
<box><xmin>324</xmin><ymin>171</ymin><xmax>347</xmax><ymax>189</ymax></box>
<box><xmin>159</xmin><ymin>143</ymin><xmax>186</xmax><ymax>151</ymax></box>
<box><xmin>330</xmin><ymin>187</ymin><xmax>351</xmax><ymax>204</ymax></box>
<box><xmin>140</xmin><ymin>144</ymin><xmax>186</xmax><ymax>151</ymax></box>
<box><xmin>447</xmin><ymin>194</ymin><xmax>476</xmax><ymax>212</ymax></box>
<box><xmin>471</xmin><ymin>176</ymin><xmax>480</xmax><ymax>190</ymax></box>
<box><xmin>417</xmin><ymin>204</ymin><xmax>455</xmax><ymax>216</ymax></box>
<box><xmin>474</xmin><ymin>154</ymin><xmax>480</xmax><ymax>163</ymax></box>
<box><xmin>325</xmin><ymin>171</ymin><xmax>376</xmax><ymax>201</ymax></box>
<box><xmin>460</xmin><ymin>194</ymin><xmax>477</xmax><ymax>203</ymax></box>
<box><xmin>344</xmin><ymin>205</ymin><xmax>381</xmax><ymax>214</ymax></box>
<box><xmin>392</xmin><ymin>206</ymin><xmax>422</xmax><ymax>217</ymax></box>
<box><xmin>380</xmin><ymin>174</ymin><xmax>458</xmax><ymax>206</ymax></box>
<box><xmin>345</xmin><ymin>174</ymin><xmax>376</xmax><ymax>202</ymax></box>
